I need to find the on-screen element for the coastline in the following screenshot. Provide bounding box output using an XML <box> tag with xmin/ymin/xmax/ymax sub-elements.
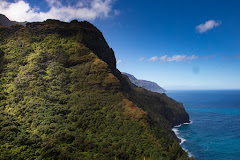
<box><xmin>168</xmin><ymin>90</ymin><xmax>240</xmax><ymax>160</ymax></box>
<box><xmin>172</xmin><ymin>121</ymin><xmax>193</xmax><ymax>157</ymax></box>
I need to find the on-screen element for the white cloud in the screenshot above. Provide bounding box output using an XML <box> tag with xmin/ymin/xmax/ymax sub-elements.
<box><xmin>148</xmin><ymin>56</ymin><xmax>158</xmax><ymax>61</ymax></box>
<box><xmin>117</xmin><ymin>59</ymin><xmax>122</xmax><ymax>64</ymax></box>
<box><xmin>166</xmin><ymin>55</ymin><xmax>198</xmax><ymax>62</ymax></box>
<box><xmin>159</xmin><ymin>55</ymin><xmax>167</xmax><ymax>60</ymax></box>
<box><xmin>0</xmin><ymin>0</ymin><xmax>115</xmax><ymax>22</ymax></box>
<box><xmin>196</xmin><ymin>20</ymin><xmax>221</xmax><ymax>33</ymax></box>
<box><xmin>138</xmin><ymin>57</ymin><xmax>145</xmax><ymax>61</ymax></box>
<box><xmin>148</xmin><ymin>55</ymin><xmax>198</xmax><ymax>63</ymax></box>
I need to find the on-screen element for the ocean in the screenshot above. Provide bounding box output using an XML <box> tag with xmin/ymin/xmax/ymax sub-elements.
<box><xmin>167</xmin><ymin>90</ymin><xmax>240</xmax><ymax>160</ymax></box>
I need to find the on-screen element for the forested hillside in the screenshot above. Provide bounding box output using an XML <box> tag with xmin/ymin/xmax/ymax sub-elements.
<box><xmin>0</xmin><ymin>19</ymin><xmax>192</xmax><ymax>160</ymax></box>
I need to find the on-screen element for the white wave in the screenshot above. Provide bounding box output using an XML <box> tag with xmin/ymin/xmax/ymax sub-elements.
<box><xmin>174</xmin><ymin>120</ymin><xmax>193</xmax><ymax>128</ymax></box>
<box><xmin>172</xmin><ymin>128</ymin><xmax>185</xmax><ymax>144</ymax></box>
<box><xmin>180</xmin><ymin>137</ymin><xmax>186</xmax><ymax>145</ymax></box>
<box><xmin>172</xmin><ymin>121</ymin><xmax>194</xmax><ymax>158</ymax></box>
<box><xmin>182</xmin><ymin>147</ymin><xmax>194</xmax><ymax>158</ymax></box>
<box><xmin>172</xmin><ymin>120</ymin><xmax>193</xmax><ymax>137</ymax></box>
<box><xmin>184</xmin><ymin>120</ymin><xmax>193</xmax><ymax>125</ymax></box>
<box><xmin>172</xmin><ymin>128</ymin><xmax>179</xmax><ymax>135</ymax></box>
<box><xmin>174</xmin><ymin>124</ymin><xmax>182</xmax><ymax>128</ymax></box>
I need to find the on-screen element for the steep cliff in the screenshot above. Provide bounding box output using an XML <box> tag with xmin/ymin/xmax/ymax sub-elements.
<box><xmin>0</xmin><ymin>18</ymin><xmax>192</xmax><ymax>160</ymax></box>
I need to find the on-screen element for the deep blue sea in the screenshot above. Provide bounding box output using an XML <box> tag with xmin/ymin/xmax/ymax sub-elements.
<box><xmin>167</xmin><ymin>90</ymin><xmax>240</xmax><ymax>160</ymax></box>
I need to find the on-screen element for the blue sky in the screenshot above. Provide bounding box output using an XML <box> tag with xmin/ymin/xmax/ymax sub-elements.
<box><xmin>1</xmin><ymin>0</ymin><xmax>240</xmax><ymax>90</ymax></box>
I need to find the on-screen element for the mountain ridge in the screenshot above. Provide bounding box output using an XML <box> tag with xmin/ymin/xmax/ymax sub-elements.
<box><xmin>0</xmin><ymin>14</ymin><xmax>27</xmax><ymax>27</ymax></box>
<box><xmin>0</xmin><ymin>16</ymin><xmax>192</xmax><ymax>159</ymax></box>
<box><xmin>122</xmin><ymin>72</ymin><xmax>166</xmax><ymax>93</ymax></box>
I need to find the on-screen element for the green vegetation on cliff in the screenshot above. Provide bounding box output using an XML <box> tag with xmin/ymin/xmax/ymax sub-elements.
<box><xmin>0</xmin><ymin>19</ymin><xmax>193</xmax><ymax>160</ymax></box>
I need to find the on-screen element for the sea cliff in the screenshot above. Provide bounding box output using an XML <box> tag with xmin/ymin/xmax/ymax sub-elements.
<box><xmin>0</xmin><ymin>18</ymin><xmax>192</xmax><ymax>159</ymax></box>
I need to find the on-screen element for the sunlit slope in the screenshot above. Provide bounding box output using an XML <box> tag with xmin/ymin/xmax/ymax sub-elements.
<box><xmin>0</xmin><ymin>19</ymin><xmax>192</xmax><ymax>160</ymax></box>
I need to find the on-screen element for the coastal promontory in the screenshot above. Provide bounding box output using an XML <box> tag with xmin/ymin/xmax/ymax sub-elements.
<box><xmin>0</xmin><ymin>17</ymin><xmax>191</xmax><ymax>159</ymax></box>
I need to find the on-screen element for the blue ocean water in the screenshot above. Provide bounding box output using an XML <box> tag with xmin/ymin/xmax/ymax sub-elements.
<box><xmin>167</xmin><ymin>90</ymin><xmax>240</xmax><ymax>160</ymax></box>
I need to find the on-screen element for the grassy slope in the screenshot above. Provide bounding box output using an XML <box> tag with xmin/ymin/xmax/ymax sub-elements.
<box><xmin>0</xmin><ymin>20</ymin><xmax>193</xmax><ymax>160</ymax></box>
